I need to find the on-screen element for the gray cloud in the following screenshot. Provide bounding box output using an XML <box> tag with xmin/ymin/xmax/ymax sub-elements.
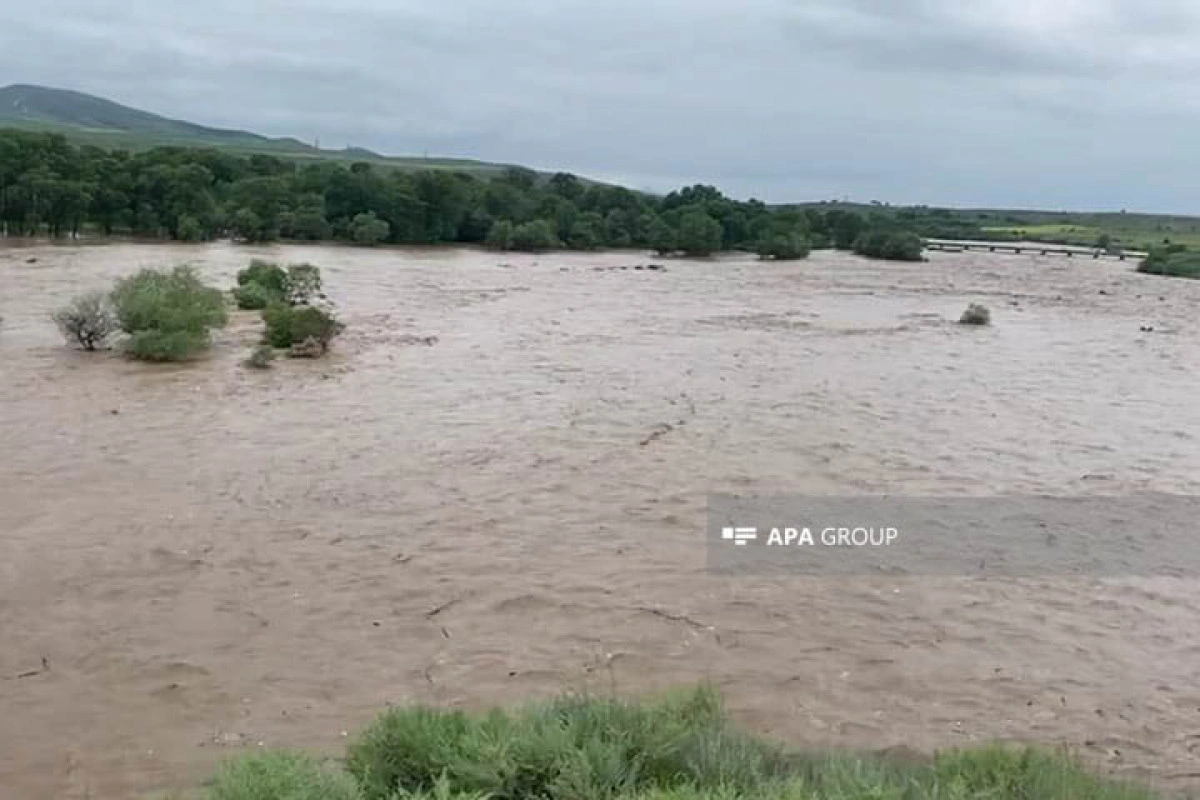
<box><xmin>2</xmin><ymin>0</ymin><xmax>1199</xmax><ymax>210</ymax></box>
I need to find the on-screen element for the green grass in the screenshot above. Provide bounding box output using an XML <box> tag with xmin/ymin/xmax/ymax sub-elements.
<box><xmin>204</xmin><ymin>687</ymin><xmax>1160</xmax><ymax>800</ymax></box>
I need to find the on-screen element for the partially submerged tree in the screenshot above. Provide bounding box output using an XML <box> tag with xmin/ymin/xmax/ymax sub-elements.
<box><xmin>757</xmin><ymin>231</ymin><xmax>811</xmax><ymax>261</ymax></box>
<box><xmin>110</xmin><ymin>266</ymin><xmax>228</xmax><ymax>361</ymax></box>
<box><xmin>853</xmin><ymin>229</ymin><xmax>924</xmax><ymax>261</ymax></box>
<box><xmin>262</xmin><ymin>304</ymin><xmax>345</xmax><ymax>356</ymax></box>
<box><xmin>52</xmin><ymin>290</ymin><xmax>117</xmax><ymax>350</ymax></box>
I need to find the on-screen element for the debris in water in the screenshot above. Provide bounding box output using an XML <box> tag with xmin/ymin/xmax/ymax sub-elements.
<box><xmin>639</xmin><ymin>422</ymin><xmax>676</xmax><ymax>446</ymax></box>
<box><xmin>958</xmin><ymin>303</ymin><xmax>991</xmax><ymax>325</ymax></box>
<box><xmin>397</xmin><ymin>335</ymin><xmax>438</xmax><ymax>346</ymax></box>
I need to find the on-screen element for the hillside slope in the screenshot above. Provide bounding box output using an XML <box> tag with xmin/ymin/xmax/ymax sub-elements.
<box><xmin>0</xmin><ymin>84</ymin><xmax>521</xmax><ymax>177</ymax></box>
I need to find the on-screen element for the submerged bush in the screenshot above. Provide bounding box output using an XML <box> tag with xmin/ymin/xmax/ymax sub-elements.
<box><xmin>262</xmin><ymin>304</ymin><xmax>344</xmax><ymax>354</ymax></box>
<box><xmin>110</xmin><ymin>266</ymin><xmax>228</xmax><ymax>361</ymax></box>
<box><xmin>757</xmin><ymin>232</ymin><xmax>811</xmax><ymax>261</ymax></box>
<box><xmin>235</xmin><ymin>261</ymin><xmax>323</xmax><ymax>307</ymax></box>
<box><xmin>244</xmin><ymin>344</ymin><xmax>277</xmax><ymax>369</ymax></box>
<box><xmin>233</xmin><ymin>281</ymin><xmax>280</xmax><ymax>310</ymax></box>
<box><xmin>52</xmin><ymin>290</ymin><xmax>117</xmax><ymax>350</ymax></box>
<box><xmin>111</xmin><ymin>266</ymin><xmax>227</xmax><ymax>335</ymax></box>
<box><xmin>209</xmin><ymin>751</ymin><xmax>361</xmax><ymax>800</ymax></box>
<box><xmin>237</xmin><ymin>260</ymin><xmax>289</xmax><ymax>293</ymax></box>
<box><xmin>853</xmin><ymin>229</ymin><xmax>925</xmax><ymax>261</ymax></box>
<box><xmin>124</xmin><ymin>329</ymin><xmax>213</xmax><ymax>362</ymax></box>
<box><xmin>959</xmin><ymin>303</ymin><xmax>991</xmax><ymax>325</ymax></box>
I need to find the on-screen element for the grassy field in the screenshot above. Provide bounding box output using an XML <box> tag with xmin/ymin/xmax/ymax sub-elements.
<box><xmin>983</xmin><ymin>222</ymin><xmax>1200</xmax><ymax>251</ymax></box>
<box><xmin>194</xmin><ymin>686</ymin><xmax>1160</xmax><ymax>800</ymax></box>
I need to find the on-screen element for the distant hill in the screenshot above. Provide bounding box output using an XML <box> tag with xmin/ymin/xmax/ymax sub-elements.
<box><xmin>0</xmin><ymin>84</ymin><xmax>526</xmax><ymax>178</ymax></box>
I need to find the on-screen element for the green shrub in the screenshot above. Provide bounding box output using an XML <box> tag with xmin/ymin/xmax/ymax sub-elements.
<box><xmin>235</xmin><ymin>261</ymin><xmax>323</xmax><ymax>307</ymax></box>
<box><xmin>52</xmin><ymin>290</ymin><xmax>117</xmax><ymax>350</ymax></box>
<box><xmin>485</xmin><ymin>219</ymin><xmax>515</xmax><ymax>251</ymax></box>
<box><xmin>1138</xmin><ymin>248</ymin><xmax>1200</xmax><ymax>279</ymax></box>
<box><xmin>111</xmin><ymin>266</ymin><xmax>227</xmax><ymax>335</ymax></box>
<box><xmin>757</xmin><ymin>233</ymin><xmax>811</xmax><ymax>261</ymax></box>
<box><xmin>853</xmin><ymin>229</ymin><xmax>924</xmax><ymax>261</ymax></box>
<box><xmin>244</xmin><ymin>344</ymin><xmax>277</xmax><ymax>369</ymax></box>
<box><xmin>233</xmin><ymin>281</ymin><xmax>281</xmax><ymax>310</ymax></box>
<box><xmin>209</xmin><ymin>751</ymin><xmax>361</xmax><ymax>800</ymax></box>
<box><xmin>511</xmin><ymin>219</ymin><xmax>559</xmax><ymax>252</ymax></box>
<box><xmin>109</xmin><ymin>266</ymin><xmax>228</xmax><ymax>361</ymax></box>
<box><xmin>237</xmin><ymin>260</ymin><xmax>288</xmax><ymax>293</ymax></box>
<box><xmin>351</xmin><ymin>211</ymin><xmax>390</xmax><ymax>245</ymax></box>
<box><xmin>209</xmin><ymin>687</ymin><xmax>1160</xmax><ymax>800</ymax></box>
<box><xmin>124</xmin><ymin>329</ymin><xmax>213</xmax><ymax>362</ymax></box>
<box><xmin>262</xmin><ymin>304</ymin><xmax>344</xmax><ymax>354</ymax></box>
<box><xmin>346</xmin><ymin>686</ymin><xmax>790</xmax><ymax>800</ymax></box>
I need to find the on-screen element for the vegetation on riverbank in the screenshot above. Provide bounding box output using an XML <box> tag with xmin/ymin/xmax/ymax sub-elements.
<box><xmin>853</xmin><ymin>229</ymin><xmax>925</xmax><ymax>261</ymax></box>
<box><xmin>206</xmin><ymin>686</ymin><xmax>1156</xmax><ymax>800</ymax></box>
<box><xmin>1</xmin><ymin>129</ymin><xmax>924</xmax><ymax>260</ymax></box>
<box><xmin>1138</xmin><ymin>245</ymin><xmax>1200</xmax><ymax>279</ymax></box>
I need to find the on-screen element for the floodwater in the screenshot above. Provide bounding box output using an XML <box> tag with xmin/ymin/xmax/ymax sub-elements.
<box><xmin>2</xmin><ymin>241</ymin><xmax>1200</xmax><ymax>799</ymax></box>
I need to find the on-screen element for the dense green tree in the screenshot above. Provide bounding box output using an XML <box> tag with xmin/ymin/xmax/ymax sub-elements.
<box><xmin>647</xmin><ymin>216</ymin><xmax>676</xmax><ymax>255</ymax></box>
<box><xmin>485</xmin><ymin>219</ymin><xmax>515</xmax><ymax>250</ymax></box>
<box><xmin>0</xmin><ymin>128</ymin><xmax>961</xmax><ymax>255</ymax></box>
<box><xmin>569</xmin><ymin>212</ymin><xmax>605</xmax><ymax>250</ymax></box>
<box><xmin>828</xmin><ymin>210</ymin><xmax>867</xmax><ymax>250</ymax></box>
<box><xmin>676</xmin><ymin>210</ymin><xmax>723</xmax><ymax>256</ymax></box>
<box><xmin>757</xmin><ymin>232</ymin><xmax>810</xmax><ymax>260</ymax></box>
<box><xmin>853</xmin><ymin>229</ymin><xmax>924</xmax><ymax>261</ymax></box>
<box><xmin>291</xmin><ymin>204</ymin><xmax>331</xmax><ymax>241</ymax></box>
<box><xmin>351</xmin><ymin>211</ymin><xmax>390</xmax><ymax>245</ymax></box>
<box><xmin>231</xmin><ymin>208</ymin><xmax>267</xmax><ymax>242</ymax></box>
<box><xmin>511</xmin><ymin>219</ymin><xmax>559</xmax><ymax>251</ymax></box>
<box><xmin>548</xmin><ymin>172</ymin><xmax>584</xmax><ymax>203</ymax></box>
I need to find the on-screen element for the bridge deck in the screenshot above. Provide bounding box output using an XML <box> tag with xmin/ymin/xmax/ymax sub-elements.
<box><xmin>925</xmin><ymin>239</ymin><xmax>1147</xmax><ymax>261</ymax></box>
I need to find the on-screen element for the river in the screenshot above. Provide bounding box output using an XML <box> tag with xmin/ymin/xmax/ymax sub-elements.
<box><xmin>2</xmin><ymin>241</ymin><xmax>1199</xmax><ymax>798</ymax></box>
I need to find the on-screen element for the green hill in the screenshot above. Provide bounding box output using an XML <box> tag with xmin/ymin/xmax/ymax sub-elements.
<box><xmin>0</xmin><ymin>83</ymin><xmax>523</xmax><ymax>177</ymax></box>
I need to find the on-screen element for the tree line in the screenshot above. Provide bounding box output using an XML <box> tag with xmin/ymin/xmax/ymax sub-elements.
<box><xmin>0</xmin><ymin>129</ymin><xmax>926</xmax><ymax>260</ymax></box>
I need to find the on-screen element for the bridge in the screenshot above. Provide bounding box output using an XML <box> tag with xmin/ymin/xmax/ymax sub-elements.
<box><xmin>925</xmin><ymin>239</ymin><xmax>1147</xmax><ymax>261</ymax></box>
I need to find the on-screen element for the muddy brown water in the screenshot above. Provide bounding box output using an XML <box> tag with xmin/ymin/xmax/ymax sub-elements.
<box><xmin>2</xmin><ymin>241</ymin><xmax>1200</xmax><ymax>798</ymax></box>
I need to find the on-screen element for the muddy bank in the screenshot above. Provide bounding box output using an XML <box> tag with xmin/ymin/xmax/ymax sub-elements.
<box><xmin>2</xmin><ymin>242</ymin><xmax>1200</xmax><ymax>798</ymax></box>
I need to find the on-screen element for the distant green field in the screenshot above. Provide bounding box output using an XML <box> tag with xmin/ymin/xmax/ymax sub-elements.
<box><xmin>984</xmin><ymin>222</ymin><xmax>1200</xmax><ymax>251</ymax></box>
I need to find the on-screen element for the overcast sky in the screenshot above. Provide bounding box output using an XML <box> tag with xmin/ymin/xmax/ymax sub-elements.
<box><xmin>3</xmin><ymin>0</ymin><xmax>1198</xmax><ymax>211</ymax></box>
